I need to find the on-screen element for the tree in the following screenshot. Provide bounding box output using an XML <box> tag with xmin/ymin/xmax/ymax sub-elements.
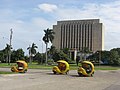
<box><xmin>33</xmin><ymin>52</ymin><xmax>46</xmax><ymax>64</ymax></box>
<box><xmin>109</xmin><ymin>50</ymin><xmax>120</xmax><ymax>65</ymax></box>
<box><xmin>80</xmin><ymin>47</ymin><xmax>91</xmax><ymax>60</ymax></box>
<box><xmin>27</xmin><ymin>43</ymin><xmax>38</xmax><ymax>64</ymax></box>
<box><xmin>76</xmin><ymin>56</ymin><xmax>80</xmax><ymax>66</ymax></box>
<box><xmin>11</xmin><ymin>49</ymin><xmax>25</xmax><ymax>63</ymax></box>
<box><xmin>33</xmin><ymin>52</ymin><xmax>42</xmax><ymax>64</ymax></box>
<box><xmin>0</xmin><ymin>51</ymin><xmax>4</xmax><ymax>63</ymax></box>
<box><xmin>48</xmin><ymin>46</ymin><xmax>56</xmax><ymax>59</ymax></box>
<box><xmin>52</xmin><ymin>50</ymin><xmax>71</xmax><ymax>62</ymax></box>
<box><xmin>42</xmin><ymin>28</ymin><xmax>55</xmax><ymax>65</ymax></box>
<box><xmin>31</xmin><ymin>43</ymin><xmax>38</xmax><ymax>55</ymax></box>
<box><xmin>3</xmin><ymin>44</ymin><xmax>12</xmax><ymax>64</ymax></box>
<box><xmin>110</xmin><ymin>48</ymin><xmax>120</xmax><ymax>56</ymax></box>
<box><xmin>100</xmin><ymin>51</ymin><xmax>110</xmax><ymax>64</ymax></box>
<box><xmin>87</xmin><ymin>51</ymin><xmax>98</xmax><ymax>62</ymax></box>
<box><xmin>62</xmin><ymin>48</ymin><xmax>69</xmax><ymax>55</ymax></box>
<box><xmin>49</xmin><ymin>46</ymin><xmax>56</xmax><ymax>55</ymax></box>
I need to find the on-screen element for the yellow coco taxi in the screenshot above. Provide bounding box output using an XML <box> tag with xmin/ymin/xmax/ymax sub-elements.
<box><xmin>11</xmin><ymin>60</ymin><xmax>28</xmax><ymax>73</ymax></box>
<box><xmin>53</xmin><ymin>60</ymin><xmax>70</xmax><ymax>74</ymax></box>
<box><xmin>78</xmin><ymin>61</ymin><xmax>94</xmax><ymax>77</ymax></box>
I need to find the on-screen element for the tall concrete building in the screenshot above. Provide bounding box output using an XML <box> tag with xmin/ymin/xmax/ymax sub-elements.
<box><xmin>53</xmin><ymin>19</ymin><xmax>104</xmax><ymax>53</ymax></box>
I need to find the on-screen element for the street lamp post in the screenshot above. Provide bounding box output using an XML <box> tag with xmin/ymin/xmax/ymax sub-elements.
<box><xmin>8</xmin><ymin>29</ymin><xmax>13</xmax><ymax>65</ymax></box>
<box><xmin>99</xmin><ymin>51</ymin><xmax>101</xmax><ymax>66</ymax></box>
<box><xmin>39</xmin><ymin>40</ymin><xmax>44</xmax><ymax>64</ymax></box>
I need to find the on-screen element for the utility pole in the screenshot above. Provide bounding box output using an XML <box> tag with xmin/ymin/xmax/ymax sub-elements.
<box><xmin>39</xmin><ymin>40</ymin><xmax>43</xmax><ymax>64</ymax></box>
<box><xmin>8</xmin><ymin>29</ymin><xmax>13</xmax><ymax>65</ymax></box>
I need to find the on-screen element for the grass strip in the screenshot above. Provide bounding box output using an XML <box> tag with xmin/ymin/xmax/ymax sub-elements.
<box><xmin>0</xmin><ymin>71</ymin><xmax>16</xmax><ymax>74</ymax></box>
<box><xmin>0</xmin><ymin>63</ymin><xmax>120</xmax><ymax>70</ymax></box>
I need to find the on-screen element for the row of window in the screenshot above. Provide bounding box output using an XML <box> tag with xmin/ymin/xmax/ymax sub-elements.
<box><xmin>60</xmin><ymin>24</ymin><xmax>93</xmax><ymax>51</ymax></box>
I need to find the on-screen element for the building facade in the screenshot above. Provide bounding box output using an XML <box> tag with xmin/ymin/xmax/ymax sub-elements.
<box><xmin>53</xmin><ymin>19</ymin><xmax>104</xmax><ymax>53</ymax></box>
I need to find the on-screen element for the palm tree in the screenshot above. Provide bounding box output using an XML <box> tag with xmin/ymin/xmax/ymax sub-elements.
<box><xmin>27</xmin><ymin>43</ymin><xmax>38</xmax><ymax>64</ymax></box>
<box><xmin>42</xmin><ymin>28</ymin><xmax>55</xmax><ymax>65</ymax></box>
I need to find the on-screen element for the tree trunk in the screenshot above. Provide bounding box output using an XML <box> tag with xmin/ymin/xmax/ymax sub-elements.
<box><xmin>30</xmin><ymin>56</ymin><xmax>32</xmax><ymax>64</ymax></box>
<box><xmin>45</xmin><ymin>43</ymin><xmax>48</xmax><ymax>65</ymax></box>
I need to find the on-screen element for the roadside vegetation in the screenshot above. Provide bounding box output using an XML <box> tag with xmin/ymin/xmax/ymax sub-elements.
<box><xmin>0</xmin><ymin>28</ymin><xmax>120</xmax><ymax>73</ymax></box>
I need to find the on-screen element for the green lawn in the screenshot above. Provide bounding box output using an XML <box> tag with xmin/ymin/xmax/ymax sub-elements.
<box><xmin>0</xmin><ymin>63</ymin><xmax>14</xmax><ymax>68</ymax></box>
<box><xmin>0</xmin><ymin>63</ymin><xmax>120</xmax><ymax>70</ymax></box>
<box><xmin>28</xmin><ymin>64</ymin><xmax>53</xmax><ymax>69</ymax></box>
<box><xmin>0</xmin><ymin>71</ymin><xmax>16</xmax><ymax>74</ymax></box>
<box><xmin>95</xmin><ymin>65</ymin><xmax>120</xmax><ymax>70</ymax></box>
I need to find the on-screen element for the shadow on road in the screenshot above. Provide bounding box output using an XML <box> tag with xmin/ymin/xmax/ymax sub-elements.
<box><xmin>70</xmin><ymin>75</ymin><xmax>80</xmax><ymax>77</ymax></box>
<box><xmin>46</xmin><ymin>72</ymin><xmax>66</xmax><ymax>75</ymax></box>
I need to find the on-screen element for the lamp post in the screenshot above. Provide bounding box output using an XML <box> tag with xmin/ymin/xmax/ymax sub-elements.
<box><xmin>8</xmin><ymin>29</ymin><xmax>13</xmax><ymax>65</ymax></box>
<box><xmin>97</xmin><ymin>51</ymin><xmax>101</xmax><ymax>66</ymax></box>
<box><xmin>39</xmin><ymin>40</ymin><xmax>44</xmax><ymax>64</ymax></box>
<box><xmin>99</xmin><ymin>51</ymin><xmax>101</xmax><ymax>66</ymax></box>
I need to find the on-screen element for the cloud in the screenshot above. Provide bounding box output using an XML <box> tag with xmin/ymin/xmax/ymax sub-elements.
<box><xmin>54</xmin><ymin>1</ymin><xmax>120</xmax><ymax>21</ymax></box>
<box><xmin>38</xmin><ymin>3</ymin><xmax>58</xmax><ymax>12</ymax></box>
<box><xmin>31</xmin><ymin>17</ymin><xmax>52</xmax><ymax>29</ymax></box>
<box><xmin>0</xmin><ymin>17</ymin><xmax>46</xmax><ymax>54</ymax></box>
<box><xmin>49</xmin><ymin>1</ymin><xmax>120</xmax><ymax>50</ymax></box>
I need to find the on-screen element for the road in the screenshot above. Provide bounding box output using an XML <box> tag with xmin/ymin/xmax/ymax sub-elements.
<box><xmin>0</xmin><ymin>68</ymin><xmax>120</xmax><ymax>90</ymax></box>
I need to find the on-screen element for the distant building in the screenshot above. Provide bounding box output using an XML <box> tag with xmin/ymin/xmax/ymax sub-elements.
<box><xmin>53</xmin><ymin>19</ymin><xmax>104</xmax><ymax>59</ymax></box>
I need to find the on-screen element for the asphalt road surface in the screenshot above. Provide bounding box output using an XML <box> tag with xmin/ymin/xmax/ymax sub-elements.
<box><xmin>0</xmin><ymin>68</ymin><xmax>120</xmax><ymax>90</ymax></box>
